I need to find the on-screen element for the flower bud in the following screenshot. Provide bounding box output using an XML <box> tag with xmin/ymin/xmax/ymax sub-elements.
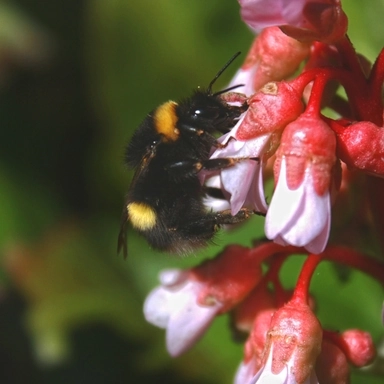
<box><xmin>236</xmin><ymin>81</ymin><xmax>304</xmax><ymax>141</ymax></box>
<box><xmin>229</xmin><ymin>27</ymin><xmax>310</xmax><ymax>95</ymax></box>
<box><xmin>334</xmin><ymin>120</ymin><xmax>384</xmax><ymax>177</ymax></box>
<box><xmin>341</xmin><ymin>329</ymin><xmax>376</xmax><ymax>367</ymax></box>
<box><xmin>248</xmin><ymin>299</ymin><xmax>322</xmax><ymax>383</ymax></box>
<box><xmin>315</xmin><ymin>340</ymin><xmax>350</xmax><ymax>384</ymax></box>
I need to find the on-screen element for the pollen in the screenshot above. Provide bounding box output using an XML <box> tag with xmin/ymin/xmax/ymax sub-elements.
<box><xmin>127</xmin><ymin>202</ymin><xmax>157</xmax><ymax>230</ymax></box>
<box><xmin>154</xmin><ymin>101</ymin><xmax>179</xmax><ymax>141</ymax></box>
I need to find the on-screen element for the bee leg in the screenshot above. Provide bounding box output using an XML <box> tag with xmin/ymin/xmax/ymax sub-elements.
<box><xmin>165</xmin><ymin>157</ymin><xmax>259</xmax><ymax>178</ymax></box>
<box><xmin>198</xmin><ymin>157</ymin><xmax>260</xmax><ymax>172</ymax></box>
<box><xmin>179</xmin><ymin>125</ymin><xmax>222</xmax><ymax>148</ymax></box>
<box><xmin>213</xmin><ymin>207</ymin><xmax>263</xmax><ymax>227</ymax></box>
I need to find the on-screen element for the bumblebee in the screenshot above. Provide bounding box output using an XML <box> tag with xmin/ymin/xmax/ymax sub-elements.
<box><xmin>118</xmin><ymin>52</ymin><xmax>254</xmax><ymax>256</ymax></box>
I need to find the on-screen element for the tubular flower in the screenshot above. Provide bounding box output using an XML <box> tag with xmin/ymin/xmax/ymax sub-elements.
<box><xmin>241</xmin><ymin>299</ymin><xmax>323</xmax><ymax>384</ymax></box>
<box><xmin>144</xmin><ymin>268</ymin><xmax>220</xmax><ymax>357</ymax></box>
<box><xmin>209</xmin><ymin>80</ymin><xmax>305</xmax><ymax>215</ymax></box>
<box><xmin>234</xmin><ymin>309</ymin><xmax>276</xmax><ymax>384</ymax></box>
<box><xmin>265</xmin><ymin>113</ymin><xmax>337</xmax><ymax>253</ymax></box>
<box><xmin>208</xmin><ymin>122</ymin><xmax>270</xmax><ymax>215</ymax></box>
<box><xmin>228</xmin><ymin>27</ymin><xmax>311</xmax><ymax>95</ymax></box>
<box><xmin>239</xmin><ymin>0</ymin><xmax>348</xmax><ymax>43</ymax></box>
<box><xmin>265</xmin><ymin>157</ymin><xmax>332</xmax><ymax>253</ymax></box>
<box><xmin>144</xmin><ymin>245</ymin><xmax>263</xmax><ymax>356</ymax></box>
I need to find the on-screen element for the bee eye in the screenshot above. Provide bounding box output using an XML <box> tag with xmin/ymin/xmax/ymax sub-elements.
<box><xmin>193</xmin><ymin>106</ymin><xmax>219</xmax><ymax>120</ymax></box>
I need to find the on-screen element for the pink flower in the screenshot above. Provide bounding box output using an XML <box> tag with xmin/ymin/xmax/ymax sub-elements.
<box><xmin>265</xmin><ymin>156</ymin><xmax>331</xmax><ymax>253</ymax></box>
<box><xmin>234</xmin><ymin>309</ymin><xmax>276</xmax><ymax>384</ymax></box>
<box><xmin>208</xmin><ymin>81</ymin><xmax>305</xmax><ymax>216</ymax></box>
<box><xmin>144</xmin><ymin>246</ymin><xmax>263</xmax><ymax>356</ymax></box>
<box><xmin>239</xmin><ymin>0</ymin><xmax>307</xmax><ymax>33</ymax></box>
<box><xmin>247</xmin><ymin>346</ymin><xmax>319</xmax><ymax>384</ymax></box>
<box><xmin>209</xmin><ymin>119</ymin><xmax>270</xmax><ymax>215</ymax></box>
<box><xmin>241</xmin><ymin>299</ymin><xmax>323</xmax><ymax>384</ymax></box>
<box><xmin>234</xmin><ymin>300</ymin><xmax>322</xmax><ymax>383</ymax></box>
<box><xmin>265</xmin><ymin>114</ymin><xmax>337</xmax><ymax>253</ymax></box>
<box><xmin>144</xmin><ymin>268</ymin><xmax>221</xmax><ymax>357</ymax></box>
<box><xmin>228</xmin><ymin>28</ymin><xmax>310</xmax><ymax>95</ymax></box>
<box><xmin>239</xmin><ymin>0</ymin><xmax>348</xmax><ymax>43</ymax></box>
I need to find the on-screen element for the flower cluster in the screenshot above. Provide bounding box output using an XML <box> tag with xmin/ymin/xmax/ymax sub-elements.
<box><xmin>209</xmin><ymin>0</ymin><xmax>384</xmax><ymax>254</ymax></box>
<box><xmin>145</xmin><ymin>243</ymin><xmax>382</xmax><ymax>383</ymax></box>
<box><xmin>142</xmin><ymin>1</ymin><xmax>384</xmax><ymax>383</ymax></box>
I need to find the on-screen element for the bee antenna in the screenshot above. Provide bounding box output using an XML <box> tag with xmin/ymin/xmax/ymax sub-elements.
<box><xmin>207</xmin><ymin>51</ymin><xmax>241</xmax><ymax>95</ymax></box>
<box><xmin>212</xmin><ymin>83</ymin><xmax>244</xmax><ymax>97</ymax></box>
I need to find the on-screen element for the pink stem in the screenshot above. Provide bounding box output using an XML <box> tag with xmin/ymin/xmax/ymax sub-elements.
<box><xmin>292</xmin><ymin>254</ymin><xmax>322</xmax><ymax>304</ymax></box>
<box><xmin>322</xmin><ymin>245</ymin><xmax>384</xmax><ymax>283</ymax></box>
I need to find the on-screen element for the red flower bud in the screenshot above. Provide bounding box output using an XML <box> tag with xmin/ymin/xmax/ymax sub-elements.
<box><xmin>334</xmin><ymin>120</ymin><xmax>384</xmax><ymax>176</ymax></box>
<box><xmin>236</xmin><ymin>81</ymin><xmax>304</xmax><ymax>141</ymax></box>
<box><xmin>341</xmin><ymin>329</ymin><xmax>376</xmax><ymax>367</ymax></box>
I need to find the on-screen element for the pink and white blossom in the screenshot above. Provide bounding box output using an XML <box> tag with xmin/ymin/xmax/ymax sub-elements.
<box><xmin>144</xmin><ymin>269</ymin><xmax>222</xmax><ymax>357</ymax></box>
<box><xmin>246</xmin><ymin>346</ymin><xmax>319</xmax><ymax>384</ymax></box>
<box><xmin>265</xmin><ymin>113</ymin><xmax>337</xmax><ymax>253</ymax></box>
<box><xmin>209</xmin><ymin>121</ymin><xmax>270</xmax><ymax>214</ymax></box>
<box><xmin>245</xmin><ymin>300</ymin><xmax>322</xmax><ymax>384</ymax></box>
<box><xmin>239</xmin><ymin>0</ymin><xmax>307</xmax><ymax>33</ymax></box>
<box><xmin>239</xmin><ymin>0</ymin><xmax>348</xmax><ymax>43</ymax></box>
<box><xmin>265</xmin><ymin>157</ymin><xmax>331</xmax><ymax>253</ymax></box>
<box><xmin>144</xmin><ymin>246</ymin><xmax>263</xmax><ymax>357</ymax></box>
<box><xmin>228</xmin><ymin>28</ymin><xmax>310</xmax><ymax>95</ymax></box>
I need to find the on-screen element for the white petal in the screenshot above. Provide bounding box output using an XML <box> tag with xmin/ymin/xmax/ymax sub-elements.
<box><xmin>265</xmin><ymin>158</ymin><xmax>306</xmax><ymax>238</ymax></box>
<box><xmin>143</xmin><ymin>286</ymin><xmax>176</xmax><ymax>328</ymax></box>
<box><xmin>228</xmin><ymin>67</ymin><xmax>258</xmax><ymax>97</ymax></box>
<box><xmin>221</xmin><ymin>160</ymin><xmax>258</xmax><ymax>214</ymax></box>
<box><xmin>280</xmin><ymin>185</ymin><xmax>330</xmax><ymax>249</ymax></box>
<box><xmin>234</xmin><ymin>359</ymin><xmax>257</xmax><ymax>384</ymax></box>
<box><xmin>166</xmin><ymin>298</ymin><xmax>221</xmax><ymax>357</ymax></box>
<box><xmin>143</xmin><ymin>278</ymin><xmax>199</xmax><ymax>328</ymax></box>
<box><xmin>265</xmin><ymin>158</ymin><xmax>331</xmax><ymax>253</ymax></box>
<box><xmin>304</xmin><ymin>198</ymin><xmax>331</xmax><ymax>254</ymax></box>
<box><xmin>203</xmin><ymin>194</ymin><xmax>231</xmax><ymax>212</ymax></box>
<box><xmin>244</xmin><ymin>159</ymin><xmax>268</xmax><ymax>213</ymax></box>
<box><xmin>211</xmin><ymin>126</ymin><xmax>271</xmax><ymax>160</ymax></box>
<box><xmin>202</xmin><ymin>174</ymin><xmax>232</xmax><ymax>212</ymax></box>
<box><xmin>249</xmin><ymin>348</ymin><xmax>296</xmax><ymax>384</ymax></box>
<box><xmin>144</xmin><ymin>279</ymin><xmax>222</xmax><ymax>357</ymax></box>
<box><xmin>210</xmin><ymin>134</ymin><xmax>270</xmax><ymax>215</ymax></box>
<box><xmin>159</xmin><ymin>269</ymin><xmax>187</xmax><ymax>286</ymax></box>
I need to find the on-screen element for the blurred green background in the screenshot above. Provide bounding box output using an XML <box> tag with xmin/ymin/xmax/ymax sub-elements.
<box><xmin>0</xmin><ymin>0</ymin><xmax>383</xmax><ymax>383</ymax></box>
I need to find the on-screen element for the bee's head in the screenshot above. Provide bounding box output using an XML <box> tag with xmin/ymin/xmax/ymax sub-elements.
<box><xmin>176</xmin><ymin>51</ymin><xmax>245</xmax><ymax>133</ymax></box>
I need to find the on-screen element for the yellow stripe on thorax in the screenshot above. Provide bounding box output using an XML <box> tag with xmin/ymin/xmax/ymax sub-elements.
<box><xmin>127</xmin><ymin>202</ymin><xmax>157</xmax><ymax>230</ymax></box>
<box><xmin>154</xmin><ymin>101</ymin><xmax>179</xmax><ymax>141</ymax></box>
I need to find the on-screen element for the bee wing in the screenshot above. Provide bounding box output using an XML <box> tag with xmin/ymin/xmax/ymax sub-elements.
<box><xmin>118</xmin><ymin>145</ymin><xmax>158</xmax><ymax>258</ymax></box>
<box><xmin>117</xmin><ymin>204</ymin><xmax>129</xmax><ymax>258</ymax></box>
